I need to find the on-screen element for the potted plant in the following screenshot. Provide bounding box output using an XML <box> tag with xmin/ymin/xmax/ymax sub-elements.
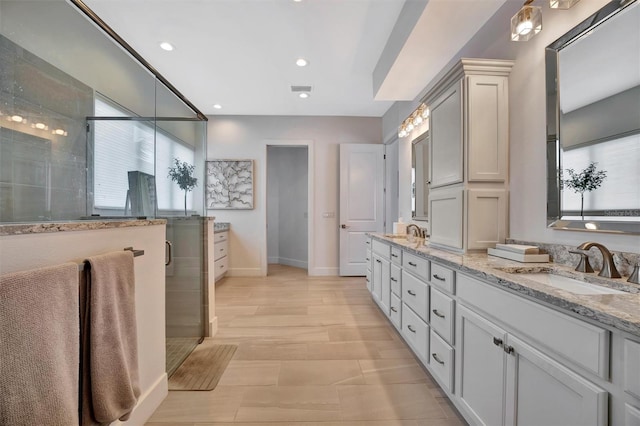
<box><xmin>563</xmin><ymin>161</ymin><xmax>607</xmax><ymax>219</ymax></box>
<box><xmin>168</xmin><ymin>158</ymin><xmax>198</xmax><ymax>216</ymax></box>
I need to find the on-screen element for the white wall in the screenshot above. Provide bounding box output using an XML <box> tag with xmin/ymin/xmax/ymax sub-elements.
<box><xmin>0</xmin><ymin>224</ymin><xmax>168</xmax><ymax>425</ymax></box>
<box><xmin>388</xmin><ymin>0</ymin><xmax>640</xmax><ymax>252</ymax></box>
<box><xmin>267</xmin><ymin>146</ymin><xmax>309</xmax><ymax>269</ymax></box>
<box><xmin>207</xmin><ymin>116</ymin><xmax>382</xmax><ymax>276</ymax></box>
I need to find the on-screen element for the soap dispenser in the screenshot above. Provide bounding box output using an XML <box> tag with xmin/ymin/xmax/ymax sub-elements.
<box><xmin>393</xmin><ymin>218</ymin><xmax>407</xmax><ymax>235</ymax></box>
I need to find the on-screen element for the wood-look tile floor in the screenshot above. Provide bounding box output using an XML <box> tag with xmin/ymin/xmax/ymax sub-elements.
<box><xmin>147</xmin><ymin>265</ymin><xmax>467</xmax><ymax>426</ymax></box>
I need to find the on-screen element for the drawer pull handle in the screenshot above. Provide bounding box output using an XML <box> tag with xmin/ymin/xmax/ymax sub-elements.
<box><xmin>493</xmin><ymin>337</ymin><xmax>503</xmax><ymax>347</ymax></box>
<box><xmin>432</xmin><ymin>353</ymin><xmax>445</xmax><ymax>365</ymax></box>
<box><xmin>376</xmin><ymin>259</ymin><xmax>382</xmax><ymax>264</ymax></box>
<box><xmin>432</xmin><ymin>309</ymin><xmax>445</xmax><ymax>318</ymax></box>
<box><xmin>366</xmin><ymin>258</ymin><xmax>370</xmax><ymax>262</ymax></box>
<box><xmin>407</xmin><ymin>290</ymin><xmax>416</xmax><ymax>296</ymax></box>
<box><xmin>407</xmin><ymin>325</ymin><xmax>416</xmax><ymax>333</ymax></box>
<box><xmin>220</xmin><ymin>248</ymin><xmax>224</xmax><ymax>251</ymax></box>
<box><xmin>433</xmin><ymin>274</ymin><xmax>446</xmax><ymax>281</ymax></box>
<box><xmin>392</xmin><ymin>254</ymin><xmax>398</xmax><ymax>258</ymax></box>
<box><xmin>408</xmin><ymin>261</ymin><xmax>417</xmax><ymax>267</ymax></box>
<box><xmin>366</xmin><ymin>241</ymin><xmax>370</xmax><ymax>245</ymax></box>
<box><xmin>391</xmin><ymin>307</ymin><xmax>398</xmax><ymax>313</ymax></box>
<box><xmin>366</xmin><ymin>278</ymin><xmax>370</xmax><ymax>282</ymax></box>
<box><xmin>220</xmin><ymin>264</ymin><xmax>224</xmax><ymax>269</ymax></box>
<box><xmin>504</xmin><ymin>345</ymin><xmax>514</xmax><ymax>355</ymax></box>
<box><xmin>390</xmin><ymin>277</ymin><xmax>397</xmax><ymax>282</ymax></box>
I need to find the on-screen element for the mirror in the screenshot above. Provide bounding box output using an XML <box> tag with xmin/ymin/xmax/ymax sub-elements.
<box><xmin>412</xmin><ymin>132</ymin><xmax>429</xmax><ymax>221</ymax></box>
<box><xmin>546</xmin><ymin>0</ymin><xmax>640</xmax><ymax>234</ymax></box>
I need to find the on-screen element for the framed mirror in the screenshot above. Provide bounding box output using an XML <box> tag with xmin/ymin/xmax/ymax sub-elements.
<box><xmin>412</xmin><ymin>132</ymin><xmax>429</xmax><ymax>221</ymax></box>
<box><xmin>546</xmin><ymin>0</ymin><xmax>640</xmax><ymax>234</ymax></box>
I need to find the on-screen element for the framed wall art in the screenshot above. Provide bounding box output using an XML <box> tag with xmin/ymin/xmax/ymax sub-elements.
<box><xmin>206</xmin><ymin>159</ymin><xmax>254</xmax><ymax>209</ymax></box>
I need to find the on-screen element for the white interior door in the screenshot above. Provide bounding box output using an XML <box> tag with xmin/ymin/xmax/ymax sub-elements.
<box><xmin>339</xmin><ymin>144</ymin><xmax>384</xmax><ymax>276</ymax></box>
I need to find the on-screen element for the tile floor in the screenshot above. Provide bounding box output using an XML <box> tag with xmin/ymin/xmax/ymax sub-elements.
<box><xmin>166</xmin><ymin>337</ymin><xmax>200</xmax><ymax>377</ymax></box>
<box><xmin>147</xmin><ymin>265</ymin><xmax>467</xmax><ymax>426</ymax></box>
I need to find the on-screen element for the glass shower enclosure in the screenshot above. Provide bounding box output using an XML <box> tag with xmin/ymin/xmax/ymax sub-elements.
<box><xmin>1</xmin><ymin>0</ymin><xmax>209</xmax><ymax>376</ymax></box>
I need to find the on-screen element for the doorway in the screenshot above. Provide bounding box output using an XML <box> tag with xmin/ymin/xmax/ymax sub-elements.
<box><xmin>266</xmin><ymin>146</ymin><xmax>309</xmax><ymax>275</ymax></box>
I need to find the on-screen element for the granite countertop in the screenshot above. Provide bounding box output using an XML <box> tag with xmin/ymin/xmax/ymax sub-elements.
<box><xmin>370</xmin><ymin>234</ymin><xmax>640</xmax><ymax>338</ymax></box>
<box><xmin>214</xmin><ymin>222</ymin><xmax>230</xmax><ymax>233</ymax></box>
<box><xmin>0</xmin><ymin>219</ymin><xmax>166</xmax><ymax>236</ymax></box>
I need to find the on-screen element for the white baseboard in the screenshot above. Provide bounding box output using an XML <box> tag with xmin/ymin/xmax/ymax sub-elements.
<box><xmin>208</xmin><ymin>316</ymin><xmax>218</xmax><ymax>337</ymax></box>
<box><xmin>277</xmin><ymin>257</ymin><xmax>308</xmax><ymax>270</ymax></box>
<box><xmin>310</xmin><ymin>267</ymin><xmax>339</xmax><ymax>276</ymax></box>
<box><xmin>228</xmin><ymin>268</ymin><xmax>263</xmax><ymax>277</ymax></box>
<box><xmin>117</xmin><ymin>372</ymin><xmax>168</xmax><ymax>426</ymax></box>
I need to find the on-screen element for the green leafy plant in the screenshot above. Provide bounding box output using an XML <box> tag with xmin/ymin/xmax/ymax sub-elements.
<box><xmin>168</xmin><ymin>158</ymin><xmax>198</xmax><ymax>216</ymax></box>
<box><xmin>563</xmin><ymin>162</ymin><xmax>607</xmax><ymax>219</ymax></box>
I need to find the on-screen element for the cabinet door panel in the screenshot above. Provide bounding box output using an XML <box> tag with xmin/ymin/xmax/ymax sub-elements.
<box><xmin>467</xmin><ymin>189</ymin><xmax>507</xmax><ymax>250</ymax></box>
<box><xmin>430</xmin><ymin>80</ymin><xmax>463</xmax><ymax>188</ymax></box>
<box><xmin>466</xmin><ymin>75</ymin><xmax>508</xmax><ymax>182</ymax></box>
<box><xmin>505</xmin><ymin>335</ymin><xmax>608</xmax><ymax>426</ymax></box>
<box><xmin>379</xmin><ymin>257</ymin><xmax>391</xmax><ymax>315</ymax></box>
<box><xmin>457</xmin><ymin>305</ymin><xmax>508</xmax><ymax>426</ymax></box>
<box><xmin>429</xmin><ymin>187</ymin><xmax>463</xmax><ymax>249</ymax></box>
<box><xmin>372</xmin><ymin>255</ymin><xmax>382</xmax><ymax>302</ymax></box>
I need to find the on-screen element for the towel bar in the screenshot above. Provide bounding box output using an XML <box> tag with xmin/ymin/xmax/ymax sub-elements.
<box><xmin>77</xmin><ymin>247</ymin><xmax>145</xmax><ymax>271</ymax></box>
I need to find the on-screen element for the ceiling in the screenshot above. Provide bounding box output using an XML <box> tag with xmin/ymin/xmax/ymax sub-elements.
<box><xmin>82</xmin><ymin>0</ymin><xmax>509</xmax><ymax>117</ymax></box>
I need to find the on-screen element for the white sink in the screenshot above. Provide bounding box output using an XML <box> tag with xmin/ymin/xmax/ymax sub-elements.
<box><xmin>523</xmin><ymin>273</ymin><xmax>625</xmax><ymax>295</ymax></box>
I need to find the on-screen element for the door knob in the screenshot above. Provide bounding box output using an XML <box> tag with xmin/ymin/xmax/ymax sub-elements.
<box><xmin>341</xmin><ymin>224</ymin><xmax>349</xmax><ymax>229</ymax></box>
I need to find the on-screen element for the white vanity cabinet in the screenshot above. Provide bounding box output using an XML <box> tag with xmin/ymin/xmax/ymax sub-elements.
<box><xmin>214</xmin><ymin>230</ymin><xmax>229</xmax><ymax>280</ymax></box>
<box><xmin>456</xmin><ymin>274</ymin><xmax>608</xmax><ymax>426</ymax></box>
<box><xmin>425</xmin><ymin>59</ymin><xmax>513</xmax><ymax>252</ymax></box>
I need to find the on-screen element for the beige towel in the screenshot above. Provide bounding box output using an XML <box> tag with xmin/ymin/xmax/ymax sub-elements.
<box><xmin>81</xmin><ymin>251</ymin><xmax>140</xmax><ymax>425</ymax></box>
<box><xmin>0</xmin><ymin>263</ymin><xmax>79</xmax><ymax>426</ymax></box>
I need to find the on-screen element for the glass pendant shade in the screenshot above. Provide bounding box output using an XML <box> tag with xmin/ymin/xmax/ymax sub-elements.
<box><xmin>550</xmin><ymin>0</ymin><xmax>580</xmax><ymax>9</ymax></box>
<box><xmin>511</xmin><ymin>5</ymin><xmax>542</xmax><ymax>41</ymax></box>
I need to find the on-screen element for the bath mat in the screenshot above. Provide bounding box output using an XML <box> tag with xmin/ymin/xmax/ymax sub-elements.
<box><xmin>168</xmin><ymin>341</ymin><xmax>237</xmax><ymax>391</ymax></box>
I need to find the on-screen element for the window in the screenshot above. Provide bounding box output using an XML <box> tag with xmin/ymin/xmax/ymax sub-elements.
<box><xmin>93</xmin><ymin>96</ymin><xmax>195</xmax><ymax>213</ymax></box>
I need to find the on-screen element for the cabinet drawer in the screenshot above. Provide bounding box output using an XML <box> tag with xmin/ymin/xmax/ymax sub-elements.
<box><xmin>390</xmin><ymin>246</ymin><xmax>402</xmax><ymax>265</ymax></box>
<box><xmin>214</xmin><ymin>255</ymin><xmax>228</xmax><ymax>279</ymax></box>
<box><xmin>402</xmin><ymin>302</ymin><xmax>429</xmax><ymax>361</ymax></box>
<box><xmin>430</xmin><ymin>262</ymin><xmax>455</xmax><ymax>294</ymax></box>
<box><xmin>430</xmin><ymin>287</ymin><xmax>455</xmax><ymax>345</ymax></box>
<box><xmin>625</xmin><ymin>339</ymin><xmax>640</xmax><ymax>399</ymax></box>
<box><xmin>372</xmin><ymin>239</ymin><xmax>391</xmax><ymax>259</ymax></box>
<box><xmin>402</xmin><ymin>251</ymin><xmax>429</xmax><ymax>281</ymax></box>
<box><xmin>429</xmin><ymin>329</ymin><xmax>454</xmax><ymax>393</ymax></box>
<box><xmin>390</xmin><ymin>264</ymin><xmax>402</xmax><ymax>296</ymax></box>
<box><xmin>401</xmin><ymin>270</ymin><xmax>429</xmax><ymax>321</ymax></box>
<box><xmin>457</xmin><ymin>273</ymin><xmax>610</xmax><ymax>379</ymax></box>
<box><xmin>214</xmin><ymin>231</ymin><xmax>227</xmax><ymax>243</ymax></box>
<box><xmin>390</xmin><ymin>293</ymin><xmax>402</xmax><ymax>329</ymax></box>
<box><xmin>215</xmin><ymin>240</ymin><xmax>228</xmax><ymax>261</ymax></box>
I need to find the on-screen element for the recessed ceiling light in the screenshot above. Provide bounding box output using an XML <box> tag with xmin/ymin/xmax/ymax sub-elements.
<box><xmin>295</xmin><ymin>58</ymin><xmax>308</xmax><ymax>67</ymax></box>
<box><xmin>293</xmin><ymin>0</ymin><xmax>302</xmax><ymax>2</ymax></box>
<box><xmin>213</xmin><ymin>104</ymin><xmax>222</xmax><ymax>109</ymax></box>
<box><xmin>160</xmin><ymin>42</ymin><xmax>174</xmax><ymax>51</ymax></box>
<box><xmin>299</xmin><ymin>92</ymin><xmax>310</xmax><ymax>99</ymax></box>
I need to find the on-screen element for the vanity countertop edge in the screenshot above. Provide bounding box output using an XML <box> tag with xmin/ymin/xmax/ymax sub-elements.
<box><xmin>368</xmin><ymin>233</ymin><xmax>640</xmax><ymax>338</ymax></box>
<box><xmin>0</xmin><ymin>219</ymin><xmax>167</xmax><ymax>236</ymax></box>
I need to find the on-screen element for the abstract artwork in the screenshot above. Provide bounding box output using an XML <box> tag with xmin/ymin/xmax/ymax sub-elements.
<box><xmin>206</xmin><ymin>160</ymin><xmax>254</xmax><ymax>209</ymax></box>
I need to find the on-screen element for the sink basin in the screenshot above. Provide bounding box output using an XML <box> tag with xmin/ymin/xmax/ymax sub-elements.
<box><xmin>521</xmin><ymin>273</ymin><xmax>625</xmax><ymax>295</ymax></box>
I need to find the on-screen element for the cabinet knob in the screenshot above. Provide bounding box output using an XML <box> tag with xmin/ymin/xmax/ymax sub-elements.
<box><xmin>504</xmin><ymin>345</ymin><xmax>514</xmax><ymax>355</ymax></box>
<box><xmin>493</xmin><ymin>337</ymin><xmax>503</xmax><ymax>347</ymax></box>
<box><xmin>376</xmin><ymin>259</ymin><xmax>382</xmax><ymax>264</ymax></box>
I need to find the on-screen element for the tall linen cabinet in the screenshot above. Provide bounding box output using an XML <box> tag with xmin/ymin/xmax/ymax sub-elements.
<box><xmin>425</xmin><ymin>59</ymin><xmax>513</xmax><ymax>252</ymax></box>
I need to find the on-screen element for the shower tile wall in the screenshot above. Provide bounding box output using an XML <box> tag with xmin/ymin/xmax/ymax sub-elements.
<box><xmin>0</xmin><ymin>35</ymin><xmax>91</xmax><ymax>222</ymax></box>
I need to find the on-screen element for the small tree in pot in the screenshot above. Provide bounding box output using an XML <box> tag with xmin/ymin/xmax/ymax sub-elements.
<box><xmin>168</xmin><ymin>158</ymin><xmax>198</xmax><ymax>216</ymax></box>
<box><xmin>563</xmin><ymin>161</ymin><xmax>607</xmax><ymax>220</ymax></box>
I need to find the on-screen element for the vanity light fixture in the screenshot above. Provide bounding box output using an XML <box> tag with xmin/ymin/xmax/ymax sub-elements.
<box><xmin>10</xmin><ymin>115</ymin><xmax>24</xmax><ymax>123</ymax></box>
<box><xmin>550</xmin><ymin>0</ymin><xmax>580</xmax><ymax>9</ymax></box>
<box><xmin>159</xmin><ymin>42</ymin><xmax>174</xmax><ymax>51</ymax></box>
<box><xmin>53</xmin><ymin>128</ymin><xmax>67</xmax><ymax>136</ymax></box>
<box><xmin>511</xmin><ymin>0</ymin><xmax>542</xmax><ymax>41</ymax></box>
<box><xmin>397</xmin><ymin>103</ymin><xmax>429</xmax><ymax>138</ymax></box>
<box><xmin>34</xmin><ymin>122</ymin><xmax>48</xmax><ymax>130</ymax></box>
<box><xmin>295</xmin><ymin>58</ymin><xmax>308</xmax><ymax>67</ymax></box>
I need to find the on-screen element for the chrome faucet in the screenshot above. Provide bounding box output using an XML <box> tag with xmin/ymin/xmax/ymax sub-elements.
<box><xmin>406</xmin><ymin>224</ymin><xmax>424</xmax><ymax>239</ymax></box>
<box><xmin>576</xmin><ymin>242</ymin><xmax>622</xmax><ymax>279</ymax></box>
